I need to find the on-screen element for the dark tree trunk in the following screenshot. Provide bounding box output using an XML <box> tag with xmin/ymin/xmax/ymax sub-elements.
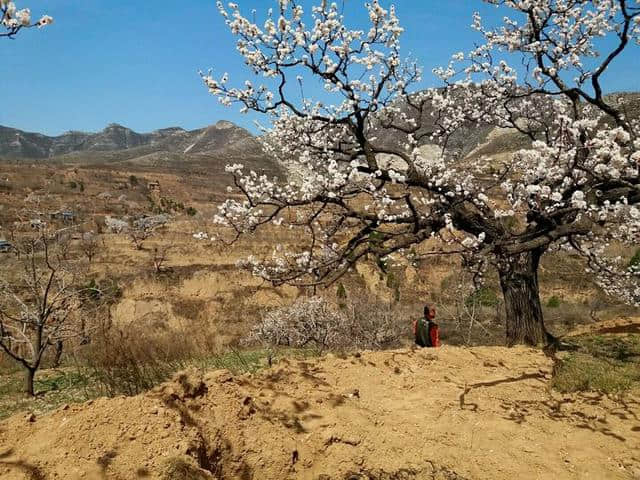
<box><xmin>498</xmin><ymin>249</ymin><xmax>552</xmax><ymax>346</ymax></box>
<box><xmin>25</xmin><ymin>367</ymin><xmax>36</xmax><ymax>397</ymax></box>
<box><xmin>52</xmin><ymin>340</ymin><xmax>64</xmax><ymax>368</ymax></box>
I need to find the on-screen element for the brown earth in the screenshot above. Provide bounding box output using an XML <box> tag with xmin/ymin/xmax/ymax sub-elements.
<box><xmin>2</xmin><ymin>345</ymin><xmax>639</xmax><ymax>480</ymax></box>
<box><xmin>565</xmin><ymin>316</ymin><xmax>640</xmax><ymax>337</ymax></box>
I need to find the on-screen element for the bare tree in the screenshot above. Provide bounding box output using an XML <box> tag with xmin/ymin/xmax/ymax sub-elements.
<box><xmin>0</xmin><ymin>231</ymin><xmax>100</xmax><ymax>396</ymax></box>
<box><xmin>150</xmin><ymin>244</ymin><xmax>172</xmax><ymax>274</ymax></box>
<box><xmin>129</xmin><ymin>226</ymin><xmax>153</xmax><ymax>251</ymax></box>
<box><xmin>128</xmin><ymin>215</ymin><xmax>168</xmax><ymax>251</ymax></box>
<box><xmin>205</xmin><ymin>0</ymin><xmax>640</xmax><ymax>346</ymax></box>
<box><xmin>79</xmin><ymin>231</ymin><xmax>99</xmax><ymax>264</ymax></box>
<box><xmin>436</xmin><ymin>270</ymin><xmax>499</xmax><ymax>346</ymax></box>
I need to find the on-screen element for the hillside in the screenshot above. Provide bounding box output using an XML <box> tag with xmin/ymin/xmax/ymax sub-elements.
<box><xmin>0</xmin><ymin>121</ymin><xmax>280</xmax><ymax>176</ymax></box>
<box><xmin>375</xmin><ymin>91</ymin><xmax>640</xmax><ymax>162</ymax></box>
<box><xmin>1</xmin><ymin>344</ymin><xmax>639</xmax><ymax>480</ymax></box>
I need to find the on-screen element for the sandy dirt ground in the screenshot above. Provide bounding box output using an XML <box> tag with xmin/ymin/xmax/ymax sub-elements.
<box><xmin>1</xmin><ymin>345</ymin><xmax>639</xmax><ymax>480</ymax></box>
<box><xmin>565</xmin><ymin>316</ymin><xmax>640</xmax><ymax>337</ymax></box>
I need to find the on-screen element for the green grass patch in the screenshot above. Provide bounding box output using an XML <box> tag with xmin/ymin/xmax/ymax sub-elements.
<box><xmin>197</xmin><ymin>348</ymin><xmax>318</xmax><ymax>374</ymax></box>
<box><xmin>546</xmin><ymin>296</ymin><xmax>562</xmax><ymax>308</ymax></box>
<box><xmin>0</xmin><ymin>369</ymin><xmax>92</xmax><ymax>420</ymax></box>
<box><xmin>552</xmin><ymin>334</ymin><xmax>640</xmax><ymax>394</ymax></box>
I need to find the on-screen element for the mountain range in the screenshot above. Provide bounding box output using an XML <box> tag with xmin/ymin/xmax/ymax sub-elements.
<box><xmin>2</xmin><ymin>91</ymin><xmax>638</xmax><ymax>170</ymax></box>
<box><xmin>0</xmin><ymin>120</ymin><xmax>276</xmax><ymax>169</ymax></box>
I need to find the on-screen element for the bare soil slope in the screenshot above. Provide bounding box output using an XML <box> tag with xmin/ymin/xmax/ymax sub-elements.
<box><xmin>1</xmin><ymin>346</ymin><xmax>639</xmax><ymax>480</ymax></box>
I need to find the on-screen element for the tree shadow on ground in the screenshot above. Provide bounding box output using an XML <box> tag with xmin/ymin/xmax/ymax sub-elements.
<box><xmin>155</xmin><ymin>365</ymin><xmax>335</xmax><ymax>478</ymax></box>
<box><xmin>501</xmin><ymin>394</ymin><xmax>633</xmax><ymax>442</ymax></box>
<box><xmin>229</xmin><ymin>361</ymin><xmax>331</xmax><ymax>433</ymax></box>
<box><xmin>155</xmin><ymin>375</ymin><xmax>254</xmax><ymax>480</ymax></box>
<box><xmin>458</xmin><ymin>372</ymin><xmax>545</xmax><ymax>412</ymax></box>
<box><xmin>458</xmin><ymin>372</ymin><xmax>638</xmax><ymax>443</ymax></box>
<box><xmin>96</xmin><ymin>449</ymin><xmax>118</xmax><ymax>479</ymax></box>
<box><xmin>0</xmin><ymin>448</ymin><xmax>47</xmax><ymax>480</ymax></box>
<box><xmin>588</xmin><ymin>324</ymin><xmax>640</xmax><ymax>335</ymax></box>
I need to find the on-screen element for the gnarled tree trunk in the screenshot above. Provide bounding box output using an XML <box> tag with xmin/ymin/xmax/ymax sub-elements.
<box><xmin>497</xmin><ymin>249</ymin><xmax>552</xmax><ymax>346</ymax></box>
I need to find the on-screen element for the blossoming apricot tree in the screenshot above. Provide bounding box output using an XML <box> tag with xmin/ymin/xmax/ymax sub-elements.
<box><xmin>204</xmin><ymin>0</ymin><xmax>640</xmax><ymax>346</ymax></box>
<box><xmin>1</xmin><ymin>1</ymin><xmax>52</xmax><ymax>38</ymax></box>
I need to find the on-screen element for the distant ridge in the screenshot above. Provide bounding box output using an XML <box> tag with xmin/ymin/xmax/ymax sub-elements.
<box><xmin>0</xmin><ymin>121</ymin><xmax>266</xmax><ymax>161</ymax></box>
<box><xmin>2</xmin><ymin>91</ymin><xmax>637</xmax><ymax>173</ymax></box>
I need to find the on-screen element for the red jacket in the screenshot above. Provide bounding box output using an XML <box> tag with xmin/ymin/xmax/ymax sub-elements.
<box><xmin>429</xmin><ymin>322</ymin><xmax>441</xmax><ymax>347</ymax></box>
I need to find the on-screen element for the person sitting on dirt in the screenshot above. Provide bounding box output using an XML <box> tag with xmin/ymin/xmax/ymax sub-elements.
<box><xmin>414</xmin><ymin>305</ymin><xmax>440</xmax><ymax>348</ymax></box>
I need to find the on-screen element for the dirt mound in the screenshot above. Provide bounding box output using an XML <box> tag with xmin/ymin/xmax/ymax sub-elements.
<box><xmin>1</xmin><ymin>346</ymin><xmax>639</xmax><ymax>480</ymax></box>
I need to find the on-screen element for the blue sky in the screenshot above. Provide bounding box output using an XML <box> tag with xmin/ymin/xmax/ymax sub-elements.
<box><xmin>2</xmin><ymin>0</ymin><xmax>639</xmax><ymax>136</ymax></box>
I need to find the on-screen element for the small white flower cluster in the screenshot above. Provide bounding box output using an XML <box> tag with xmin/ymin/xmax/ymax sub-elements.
<box><xmin>461</xmin><ymin>232</ymin><xmax>486</xmax><ymax>249</ymax></box>
<box><xmin>235</xmin><ymin>244</ymin><xmax>343</xmax><ymax>285</ymax></box>
<box><xmin>1</xmin><ymin>1</ymin><xmax>52</xmax><ymax>38</ymax></box>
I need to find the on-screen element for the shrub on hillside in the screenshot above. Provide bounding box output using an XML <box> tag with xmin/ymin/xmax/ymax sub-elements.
<box><xmin>465</xmin><ymin>287</ymin><xmax>500</xmax><ymax>308</ymax></box>
<box><xmin>249</xmin><ymin>296</ymin><xmax>407</xmax><ymax>354</ymax></box>
<box><xmin>546</xmin><ymin>296</ymin><xmax>562</xmax><ymax>308</ymax></box>
<box><xmin>78</xmin><ymin>327</ymin><xmax>193</xmax><ymax>396</ymax></box>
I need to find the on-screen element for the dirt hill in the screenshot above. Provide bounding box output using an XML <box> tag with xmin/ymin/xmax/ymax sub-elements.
<box><xmin>1</xmin><ymin>345</ymin><xmax>638</xmax><ymax>480</ymax></box>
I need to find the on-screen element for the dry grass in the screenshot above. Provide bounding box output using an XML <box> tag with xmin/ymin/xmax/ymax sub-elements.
<box><xmin>0</xmin><ymin>326</ymin><xmax>306</xmax><ymax>420</ymax></box>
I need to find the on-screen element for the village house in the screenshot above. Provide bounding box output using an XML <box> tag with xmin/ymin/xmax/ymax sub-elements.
<box><xmin>147</xmin><ymin>181</ymin><xmax>160</xmax><ymax>192</ymax></box>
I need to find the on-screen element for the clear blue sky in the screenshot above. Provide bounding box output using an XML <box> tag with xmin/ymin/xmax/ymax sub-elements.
<box><xmin>2</xmin><ymin>0</ymin><xmax>639</xmax><ymax>136</ymax></box>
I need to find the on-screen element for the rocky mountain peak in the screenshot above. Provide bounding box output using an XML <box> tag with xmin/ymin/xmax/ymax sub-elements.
<box><xmin>215</xmin><ymin>120</ymin><xmax>236</xmax><ymax>130</ymax></box>
<box><xmin>105</xmin><ymin>123</ymin><xmax>127</xmax><ymax>130</ymax></box>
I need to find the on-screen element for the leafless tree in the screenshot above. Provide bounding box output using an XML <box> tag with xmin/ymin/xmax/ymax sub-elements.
<box><xmin>436</xmin><ymin>270</ymin><xmax>499</xmax><ymax>346</ymax></box>
<box><xmin>0</xmin><ymin>231</ymin><xmax>103</xmax><ymax>396</ymax></box>
<box><xmin>150</xmin><ymin>244</ymin><xmax>172</xmax><ymax>274</ymax></box>
<box><xmin>79</xmin><ymin>232</ymin><xmax>99</xmax><ymax>264</ymax></box>
<box><xmin>129</xmin><ymin>226</ymin><xmax>153</xmax><ymax>251</ymax></box>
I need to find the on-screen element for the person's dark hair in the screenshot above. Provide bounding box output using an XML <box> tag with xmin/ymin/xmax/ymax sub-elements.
<box><xmin>424</xmin><ymin>305</ymin><xmax>430</xmax><ymax>317</ymax></box>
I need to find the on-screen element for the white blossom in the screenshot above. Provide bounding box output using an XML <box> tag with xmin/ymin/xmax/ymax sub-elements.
<box><xmin>2</xmin><ymin>1</ymin><xmax>51</xmax><ymax>37</ymax></box>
